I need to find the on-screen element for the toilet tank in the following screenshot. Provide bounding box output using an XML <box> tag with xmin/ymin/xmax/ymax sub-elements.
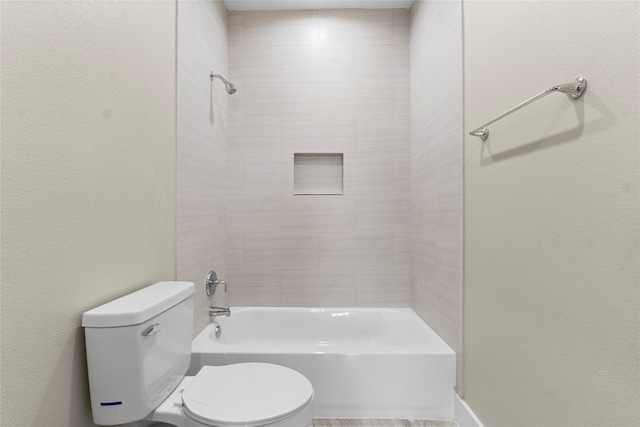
<box><xmin>82</xmin><ymin>281</ymin><xmax>194</xmax><ymax>425</ymax></box>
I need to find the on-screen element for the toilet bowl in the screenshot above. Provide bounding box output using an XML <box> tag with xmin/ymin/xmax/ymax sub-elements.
<box><xmin>83</xmin><ymin>282</ymin><xmax>315</xmax><ymax>427</ymax></box>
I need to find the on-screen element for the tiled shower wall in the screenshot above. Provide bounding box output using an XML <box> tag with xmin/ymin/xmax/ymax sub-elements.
<box><xmin>225</xmin><ymin>9</ymin><xmax>411</xmax><ymax>307</ymax></box>
<box><xmin>409</xmin><ymin>0</ymin><xmax>464</xmax><ymax>393</ymax></box>
<box><xmin>178</xmin><ymin>2</ymin><xmax>463</xmax><ymax>389</ymax></box>
<box><xmin>177</xmin><ymin>0</ymin><xmax>229</xmax><ymax>335</ymax></box>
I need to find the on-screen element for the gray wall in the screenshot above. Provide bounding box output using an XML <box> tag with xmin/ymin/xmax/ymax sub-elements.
<box><xmin>1</xmin><ymin>1</ymin><xmax>177</xmax><ymax>425</ymax></box>
<box><xmin>463</xmin><ymin>1</ymin><xmax>640</xmax><ymax>425</ymax></box>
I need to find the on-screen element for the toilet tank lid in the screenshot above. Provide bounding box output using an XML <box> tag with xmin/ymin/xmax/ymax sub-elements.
<box><xmin>82</xmin><ymin>281</ymin><xmax>195</xmax><ymax>328</ymax></box>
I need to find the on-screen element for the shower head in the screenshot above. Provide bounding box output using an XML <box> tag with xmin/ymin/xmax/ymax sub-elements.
<box><xmin>210</xmin><ymin>72</ymin><xmax>236</xmax><ymax>95</ymax></box>
<box><xmin>225</xmin><ymin>81</ymin><xmax>237</xmax><ymax>95</ymax></box>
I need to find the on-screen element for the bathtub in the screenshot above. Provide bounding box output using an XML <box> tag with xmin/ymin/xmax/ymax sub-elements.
<box><xmin>189</xmin><ymin>307</ymin><xmax>455</xmax><ymax>419</ymax></box>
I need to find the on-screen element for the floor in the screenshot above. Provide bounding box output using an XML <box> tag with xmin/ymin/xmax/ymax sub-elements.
<box><xmin>310</xmin><ymin>420</ymin><xmax>458</xmax><ymax>426</ymax></box>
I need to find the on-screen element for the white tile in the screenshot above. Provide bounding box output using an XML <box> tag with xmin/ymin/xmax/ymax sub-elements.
<box><xmin>356</xmin><ymin>269</ymin><xmax>410</xmax><ymax>307</ymax></box>
<box><xmin>243</xmin><ymin>156</ymin><xmax>293</xmax><ymax>195</ymax></box>
<box><xmin>318</xmin><ymin>10</ymin><xmax>393</xmax><ymax>45</ymax></box>
<box><xmin>228</xmin><ymin>12</ymin><xmax>244</xmax><ymax>47</ymax></box>
<box><xmin>410</xmin><ymin>0</ymin><xmax>463</xmax><ymax>394</ymax></box>
<box><xmin>319</xmin><ymin>83</ymin><xmax>393</xmax><ymax>120</ymax></box>
<box><xmin>356</xmin><ymin>44</ymin><xmax>409</xmax><ymax>83</ymax></box>
<box><xmin>228</xmin><ymin>90</ymin><xmax>244</xmax><ymax>121</ymax></box>
<box><xmin>344</xmin><ymin>156</ymin><xmax>395</xmax><ymax>195</ymax></box>
<box><xmin>281</xmin><ymin>195</ymin><xmax>356</xmax><ymax>233</ymax></box>
<box><xmin>243</xmin><ymin>10</ymin><xmax>319</xmax><ymax>46</ymax></box>
<box><xmin>244</xmin><ymin>83</ymin><xmax>319</xmax><ymax>120</ymax></box>
<box><xmin>226</xmin><ymin>233</ymin><xmax>244</xmax><ymax>269</ymax></box>
<box><xmin>318</xmin><ymin>9</ymin><xmax>393</xmax><ymax>29</ymax></box>
<box><xmin>225</xmin><ymin>195</ymin><xmax>281</xmax><ymax>233</ymax></box>
<box><xmin>177</xmin><ymin>227</ymin><xmax>223</xmax><ymax>280</ymax></box>
<box><xmin>393</xmin><ymin>232</ymin><xmax>411</xmax><ymax>270</ymax></box>
<box><xmin>227</xmin><ymin>286</ymin><xmax>280</xmax><ymax>306</ymax></box>
<box><xmin>355</xmin><ymin>194</ymin><xmax>410</xmax><ymax>233</ymax></box>
<box><xmin>177</xmin><ymin>17</ymin><xmax>204</xmax><ymax>88</ymax></box>
<box><xmin>394</xmin><ymin>156</ymin><xmax>411</xmax><ymax>192</ymax></box>
<box><xmin>229</xmin><ymin>45</ymin><xmax>280</xmax><ymax>67</ymax></box>
<box><xmin>282</xmin><ymin>120</ymin><xmax>356</xmax><ymax>156</ymax></box>
<box><xmin>393</xmin><ymin>9</ymin><xmax>410</xmax><ymax>45</ymax></box>
<box><xmin>229</xmin><ymin>46</ymin><xmax>281</xmax><ymax>83</ymax></box>
<box><xmin>393</xmin><ymin>82</ymin><xmax>410</xmax><ymax>119</ymax></box>
<box><xmin>243</xmin><ymin>232</ymin><xmax>319</xmax><ymax>270</ymax></box>
<box><xmin>282</xmin><ymin>45</ymin><xmax>356</xmax><ymax>83</ymax></box>
<box><xmin>226</xmin><ymin>269</ymin><xmax>281</xmax><ymax>312</ymax></box>
<box><xmin>178</xmin><ymin>78</ymin><xmax>210</xmax><ymax>123</ymax></box>
<box><xmin>228</xmin><ymin>119</ymin><xmax>281</xmax><ymax>157</ymax></box>
<box><xmin>227</xmin><ymin>268</ymin><xmax>281</xmax><ymax>288</ymax></box>
<box><xmin>356</xmin><ymin>119</ymin><xmax>410</xmax><ymax>156</ymax></box>
<box><xmin>281</xmin><ymin>286</ymin><xmax>356</xmax><ymax>307</ymax></box>
<box><xmin>318</xmin><ymin>232</ymin><xmax>393</xmax><ymax>269</ymax></box>
<box><xmin>281</xmin><ymin>269</ymin><xmax>356</xmax><ymax>288</ymax></box>
<box><xmin>225</xmin><ymin>157</ymin><xmax>244</xmax><ymax>195</ymax></box>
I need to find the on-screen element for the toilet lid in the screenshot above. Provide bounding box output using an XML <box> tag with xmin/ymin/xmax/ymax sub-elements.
<box><xmin>182</xmin><ymin>363</ymin><xmax>314</xmax><ymax>426</ymax></box>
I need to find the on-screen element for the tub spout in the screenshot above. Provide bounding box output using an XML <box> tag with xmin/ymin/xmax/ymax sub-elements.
<box><xmin>209</xmin><ymin>306</ymin><xmax>231</xmax><ymax>318</ymax></box>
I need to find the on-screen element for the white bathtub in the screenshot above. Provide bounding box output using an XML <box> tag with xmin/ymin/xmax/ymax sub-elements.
<box><xmin>190</xmin><ymin>307</ymin><xmax>455</xmax><ymax>419</ymax></box>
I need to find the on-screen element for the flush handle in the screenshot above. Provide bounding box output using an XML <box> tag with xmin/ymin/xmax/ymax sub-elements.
<box><xmin>142</xmin><ymin>323</ymin><xmax>161</xmax><ymax>336</ymax></box>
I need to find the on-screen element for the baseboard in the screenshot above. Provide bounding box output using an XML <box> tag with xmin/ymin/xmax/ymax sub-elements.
<box><xmin>455</xmin><ymin>394</ymin><xmax>484</xmax><ymax>427</ymax></box>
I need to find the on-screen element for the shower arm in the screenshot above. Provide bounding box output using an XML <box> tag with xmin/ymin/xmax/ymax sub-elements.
<box><xmin>210</xmin><ymin>72</ymin><xmax>228</xmax><ymax>84</ymax></box>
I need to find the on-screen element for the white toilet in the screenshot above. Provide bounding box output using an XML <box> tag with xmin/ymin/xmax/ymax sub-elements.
<box><xmin>82</xmin><ymin>281</ymin><xmax>315</xmax><ymax>427</ymax></box>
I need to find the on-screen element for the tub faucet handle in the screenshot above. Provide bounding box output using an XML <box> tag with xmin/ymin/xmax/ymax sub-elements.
<box><xmin>206</xmin><ymin>270</ymin><xmax>227</xmax><ymax>296</ymax></box>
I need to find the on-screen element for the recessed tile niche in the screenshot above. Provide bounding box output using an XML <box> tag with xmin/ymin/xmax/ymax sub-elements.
<box><xmin>293</xmin><ymin>153</ymin><xmax>344</xmax><ymax>195</ymax></box>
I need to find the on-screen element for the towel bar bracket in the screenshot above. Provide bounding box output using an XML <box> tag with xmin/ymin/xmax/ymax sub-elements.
<box><xmin>471</xmin><ymin>127</ymin><xmax>490</xmax><ymax>141</ymax></box>
<box><xmin>561</xmin><ymin>76</ymin><xmax>587</xmax><ymax>99</ymax></box>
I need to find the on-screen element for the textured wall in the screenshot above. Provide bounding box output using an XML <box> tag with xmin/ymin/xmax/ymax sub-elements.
<box><xmin>409</xmin><ymin>0</ymin><xmax>463</xmax><ymax>394</ymax></box>
<box><xmin>177</xmin><ymin>0</ymin><xmax>229</xmax><ymax>337</ymax></box>
<box><xmin>0</xmin><ymin>1</ymin><xmax>177</xmax><ymax>425</ymax></box>
<box><xmin>226</xmin><ymin>9</ymin><xmax>411</xmax><ymax>307</ymax></box>
<box><xmin>463</xmin><ymin>1</ymin><xmax>640</xmax><ymax>425</ymax></box>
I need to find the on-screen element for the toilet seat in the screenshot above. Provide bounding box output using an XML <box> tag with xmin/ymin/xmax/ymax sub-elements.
<box><xmin>182</xmin><ymin>363</ymin><xmax>314</xmax><ymax>427</ymax></box>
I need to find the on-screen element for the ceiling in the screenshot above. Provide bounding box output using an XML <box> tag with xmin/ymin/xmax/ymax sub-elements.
<box><xmin>224</xmin><ymin>0</ymin><xmax>414</xmax><ymax>10</ymax></box>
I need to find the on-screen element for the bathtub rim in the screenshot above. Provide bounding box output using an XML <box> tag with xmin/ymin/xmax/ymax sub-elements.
<box><xmin>192</xmin><ymin>306</ymin><xmax>455</xmax><ymax>356</ymax></box>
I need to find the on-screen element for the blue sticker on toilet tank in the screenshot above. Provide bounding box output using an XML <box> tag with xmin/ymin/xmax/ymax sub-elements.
<box><xmin>100</xmin><ymin>401</ymin><xmax>122</xmax><ymax>406</ymax></box>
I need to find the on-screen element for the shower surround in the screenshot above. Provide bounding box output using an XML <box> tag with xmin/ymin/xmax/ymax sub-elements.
<box><xmin>225</xmin><ymin>9</ymin><xmax>412</xmax><ymax>308</ymax></box>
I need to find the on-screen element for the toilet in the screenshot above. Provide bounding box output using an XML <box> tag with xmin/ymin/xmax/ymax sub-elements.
<box><xmin>82</xmin><ymin>281</ymin><xmax>314</xmax><ymax>427</ymax></box>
